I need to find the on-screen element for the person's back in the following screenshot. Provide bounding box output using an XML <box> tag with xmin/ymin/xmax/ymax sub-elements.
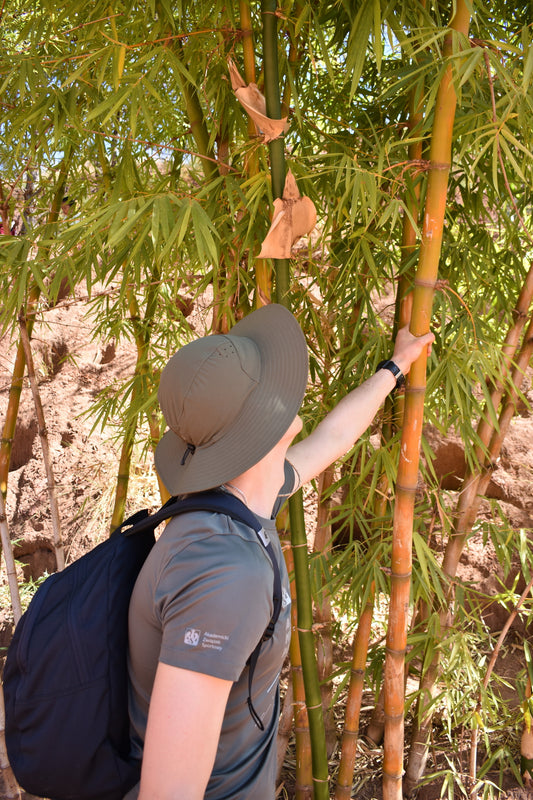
<box><xmin>127</xmin><ymin>498</ymin><xmax>292</xmax><ymax>799</ymax></box>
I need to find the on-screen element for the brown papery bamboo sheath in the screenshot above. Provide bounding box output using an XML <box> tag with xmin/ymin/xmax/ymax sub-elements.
<box><xmin>382</xmin><ymin>5</ymin><xmax>471</xmax><ymax>799</ymax></box>
<box><xmin>18</xmin><ymin>314</ymin><xmax>65</xmax><ymax>571</ymax></box>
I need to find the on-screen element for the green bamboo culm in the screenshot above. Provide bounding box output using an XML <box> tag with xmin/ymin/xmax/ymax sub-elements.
<box><xmin>261</xmin><ymin>0</ymin><xmax>290</xmax><ymax>305</ymax></box>
<box><xmin>261</xmin><ymin>0</ymin><xmax>329</xmax><ymax>794</ymax></box>
<box><xmin>289</xmin><ymin>490</ymin><xmax>330</xmax><ymax>800</ymax></box>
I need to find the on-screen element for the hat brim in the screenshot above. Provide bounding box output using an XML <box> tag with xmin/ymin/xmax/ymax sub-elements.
<box><xmin>155</xmin><ymin>303</ymin><xmax>309</xmax><ymax>495</ymax></box>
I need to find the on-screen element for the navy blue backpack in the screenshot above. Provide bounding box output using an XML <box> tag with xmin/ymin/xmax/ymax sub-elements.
<box><xmin>3</xmin><ymin>490</ymin><xmax>281</xmax><ymax>800</ymax></box>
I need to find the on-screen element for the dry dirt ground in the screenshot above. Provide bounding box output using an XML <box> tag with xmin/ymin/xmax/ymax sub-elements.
<box><xmin>1</xmin><ymin>291</ymin><xmax>533</xmax><ymax>799</ymax></box>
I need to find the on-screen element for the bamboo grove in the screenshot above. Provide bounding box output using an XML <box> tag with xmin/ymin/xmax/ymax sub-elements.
<box><xmin>2</xmin><ymin>0</ymin><xmax>533</xmax><ymax>797</ymax></box>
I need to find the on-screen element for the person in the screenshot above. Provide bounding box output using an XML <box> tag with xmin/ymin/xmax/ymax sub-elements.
<box><xmin>125</xmin><ymin>303</ymin><xmax>434</xmax><ymax>800</ymax></box>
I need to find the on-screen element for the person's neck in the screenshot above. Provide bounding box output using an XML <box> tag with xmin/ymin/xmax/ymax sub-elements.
<box><xmin>224</xmin><ymin>450</ymin><xmax>285</xmax><ymax>519</ymax></box>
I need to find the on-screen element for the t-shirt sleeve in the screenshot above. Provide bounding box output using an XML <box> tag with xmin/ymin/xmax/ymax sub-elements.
<box><xmin>155</xmin><ymin>529</ymin><xmax>273</xmax><ymax>682</ymax></box>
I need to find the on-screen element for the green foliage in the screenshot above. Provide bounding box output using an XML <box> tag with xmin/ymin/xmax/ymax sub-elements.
<box><xmin>2</xmin><ymin>0</ymin><xmax>533</xmax><ymax>795</ymax></box>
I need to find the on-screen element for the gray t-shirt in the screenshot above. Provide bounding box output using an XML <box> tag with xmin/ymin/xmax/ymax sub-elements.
<box><xmin>126</xmin><ymin>464</ymin><xmax>295</xmax><ymax>799</ymax></box>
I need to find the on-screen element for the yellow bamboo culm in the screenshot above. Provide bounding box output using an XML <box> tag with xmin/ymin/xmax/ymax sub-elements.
<box><xmin>382</xmin><ymin>4</ymin><xmax>471</xmax><ymax>799</ymax></box>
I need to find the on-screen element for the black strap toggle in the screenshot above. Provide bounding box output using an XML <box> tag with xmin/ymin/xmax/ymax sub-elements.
<box><xmin>180</xmin><ymin>442</ymin><xmax>196</xmax><ymax>465</ymax></box>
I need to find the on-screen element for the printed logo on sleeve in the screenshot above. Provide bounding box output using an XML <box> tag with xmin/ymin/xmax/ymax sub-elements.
<box><xmin>184</xmin><ymin>628</ymin><xmax>201</xmax><ymax>646</ymax></box>
<box><xmin>183</xmin><ymin>628</ymin><xmax>229</xmax><ymax>651</ymax></box>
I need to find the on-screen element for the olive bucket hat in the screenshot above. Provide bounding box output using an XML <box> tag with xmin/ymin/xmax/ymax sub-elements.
<box><xmin>155</xmin><ymin>303</ymin><xmax>309</xmax><ymax>495</ymax></box>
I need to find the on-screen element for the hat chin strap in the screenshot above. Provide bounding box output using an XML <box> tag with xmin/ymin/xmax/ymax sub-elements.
<box><xmin>180</xmin><ymin>443</ymin><xmax>196</xmax><ymax>465</ymax></box>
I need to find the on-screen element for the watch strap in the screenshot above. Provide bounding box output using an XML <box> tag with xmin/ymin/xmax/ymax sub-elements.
<box><xmin>376</xmin><ymin>359</ymin><xmax>406</xmax><ymax>391</ymax></box>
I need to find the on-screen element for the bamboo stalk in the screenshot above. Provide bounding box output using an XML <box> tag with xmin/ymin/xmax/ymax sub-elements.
<box><xmin>521</xmin><ymin>676</ymin><xmax>533</xmax><ymax>787</ymax></box>
<box><xmin>314</xmin><ymin>466</ymin><xmax>336</xmax><ymax>757</ymax></box>
<box><xmin>406</xmin><ymin>261</ymin><xmax>533</xmax><ymax>792</ymax></box>
<box><xmin>289</xmin><ymin>489</ymin><xmax>330</xmax><ymax>799</ymax></box>
<box><xmin>0</xmin><ymin>686</ymin><xmax>21</xmax><ymax>800</ymax></box>
<box><xmin>239</xmin><ymin>0</ymin><xmax>272</xmax><ymax>306</ymax></box>
<box><xmin>441</xmin><ymin>259</ymin><xmax>533</xmax><ymax>576</ymax></box>
<box><xmin>18</xmin><ymin>313</ymin><xmax>65</xmax><ymax>571</ymax></box>
<box><xmin>109</xmin><ymin>281</ymin><xmax>164</xmax><ymax>529</ymax></box>
<box><xmin>382</xmin><ymin>6</ymin><xmax>471</xmax><ymax>798</ymax></box>
<box><xmin>282</xmin><ymin>532</ymin><xmax>313</xmax><ymax>798</ymax></box>
<box><xmin>335</xmin><ymin>583</ymin><xmax>375</xmax><ymax>799</ymax></box>
<box><xmin>261</xmin><ymin>0</ymin><xmax>290</xmax><ymax>306</ymax></box>
<box><xmin>261</xmin><ymin>2</ymin><xmax>327</xmax><ymax>790</ymax></box>
<box><xmin>276</xmin><ymin>679</ymin><xmax>294</xmax><ymax>780</ymax></box>
<box><xmin>469</xmin><ymin>570</ymin><xmax>533</xmax><ymax>795</ymax></box>
<box><xmin>0</xmin><ymin>152</ymin><xmax>72</xmax><ymax>498</ymax></box>
<box><xmin>0</xmin><ymin>491</ymin><xmax>22</xmax><ymax>624</ymax></box>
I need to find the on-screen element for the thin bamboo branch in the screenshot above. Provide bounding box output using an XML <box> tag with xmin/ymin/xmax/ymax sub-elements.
<box><xmin>0</xmin><ymin>491</ymin><xmax>22</xmax><ymax>624</ymax></box>
<box><xmin>406</xmin><ymin>304</ymin><xmax>533</xmax><ymax>796</ymax></box>
<box><xmin>109</xmin><ymin>281</ymin><xmax>164</xmax><ymax>529</ymax></box>
<box><xmin>18</xmin><ymin>314</ymin><xmax>65</xmax><ymax>571</ymax></box>
<box><xmin>382</xmin><ymin>5</ymin><xmax>471</xmax><ymax>798</ymax></box>
<box><xmin>469</xmin><ymin>572</ymin><xmax>533</xmax><ymax>795</ymax></box>
<box><xmin>0</xmin><ymin>685</ymin><xmax>21</xmax><ymax>800</ymax></box>
<box><xmin>0</xmin><ymin>151</ymin><xmax>72</xmax><ymax>498</ymax></box>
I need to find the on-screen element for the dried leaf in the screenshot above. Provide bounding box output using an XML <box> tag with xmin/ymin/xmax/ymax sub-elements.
<box><xmin>228</xmin><ymin>59</ymin><xmax>289</xmax><ymax>143</ymax></box>
<box><xmin>258</xmin><ymin>170</ymin><xmax>317</xmax><ymax>259</ymax></box>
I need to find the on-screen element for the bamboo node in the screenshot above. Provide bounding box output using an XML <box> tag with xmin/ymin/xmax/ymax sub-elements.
<box><xmin>427</xmin><ymin>160</ymin><xmax>451</xmax><ymax>171</ymax></box>
<box><xmin>383</xmin><ymin>769</ymin><xmax>403</xmax><ymax>780</ymax></box>
<box><xmin>390</xmin><ymin>570</ymin><xmax>412</xmax><ymax>580</ymax></box>
<box><xmin>395</xmin><ymin>482</ymin><xmax>417</xmax><ymax>494</ymax></box>
<box><xmin>385</xmin><ymin>645</ymin><xmax>407</xmax><ymax>657</ymax></box>
<box><xmin>413</xmin><ymin>277</ymin><xmax>437</xmax><ymax>289</ymax></box>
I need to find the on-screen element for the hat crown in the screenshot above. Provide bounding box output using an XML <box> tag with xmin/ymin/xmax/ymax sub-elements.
<box><xmin>158</xmin><ymin>335</ymin><xmax>261</xmax><ymax>449</ymax></box>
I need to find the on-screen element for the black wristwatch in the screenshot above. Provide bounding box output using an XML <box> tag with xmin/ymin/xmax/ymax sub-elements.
<box><xmin>376</xmin><ymin>359</ymin><xmax>406</xmax><ymax>392</ymax></box>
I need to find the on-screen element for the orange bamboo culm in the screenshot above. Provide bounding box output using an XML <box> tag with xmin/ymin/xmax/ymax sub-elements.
<box><xmin>335</xmin><ymin>584</ymin><xmax>375</xmax><ymax>799</ymax></box>
<box><xmin>382</xmin><ymin>5</ymin><xmax>471</xmax><ymax>799</ymax></box>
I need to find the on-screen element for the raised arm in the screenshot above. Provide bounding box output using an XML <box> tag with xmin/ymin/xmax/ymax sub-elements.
<box><xmin>138</xmin><ymin>663</ymin><xmax>232</xmax><ymax>800</ymax></box>
<box><xmin>287</xmin><ymin>327</ymin><xmax>435</xmax><ymax>486</ymax></box>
